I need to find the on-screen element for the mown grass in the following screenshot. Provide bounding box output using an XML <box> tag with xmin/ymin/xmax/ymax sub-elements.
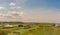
<box><xmin>0</xmin><ymin>23</ymin><xmax>60</xmax><ymax>35</ymax></box>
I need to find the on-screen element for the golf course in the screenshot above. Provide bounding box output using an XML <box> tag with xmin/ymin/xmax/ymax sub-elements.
<box><xmin>0</xmin><ymin>22</ymin><xmax>60</xmax><ymax>35</ymax></box>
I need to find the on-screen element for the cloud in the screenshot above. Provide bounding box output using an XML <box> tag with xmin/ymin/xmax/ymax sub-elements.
<box><xmin>20</xmin><ymin>8</ymin><xmax>60</xmax><ymax>23</ymax></box>
<box><xmin>0</xmin><ymin>6</ymin><xmax>5</xmax><ymax>10</ymax></box>
<box><xmin>10</xmin><ymin>6</ymin><xmax>21</xmax><ymax>9</ymax></box>
<box><xmin>2</xmin><ymin>11</ymin><xmax>24</xmax><ymax>18</ymax></box>
<box><xmin>9</xmin><ymin>3</ymin><xmax>16</xmax><ymax>6</ymax></box>
<box><xmin>0</xmin><ymin>0</ymin><xmax>60</xmax><ymax>23</ymax></box>
<box><xmin>0</xmin><ymin>8</ymin><xmax>60</xmax><ymax>23</ymax></box>
<box><xmin>9</xmin><ymin>2</ymin><xmax>21</xmax><ymax>9</ymax></box>
<box><xmin>17</xmin><ymin>6</ymin><xmax>21</xmax><ymax>8</ymax></box>
<box><xmin>7</xmin><ymin>11</ymin><xmax>24</xmax><ymax>16</ymax></box>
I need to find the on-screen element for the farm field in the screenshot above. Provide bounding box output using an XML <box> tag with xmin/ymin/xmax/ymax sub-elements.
<box><xmin>0</xmin><ymin>23</ymin><xmax>60</xmax><ymax>35</ymax></box>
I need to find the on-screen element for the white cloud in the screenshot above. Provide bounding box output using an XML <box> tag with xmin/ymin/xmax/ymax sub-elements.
<box><xmin>9</xmin><ymin>3</ymin><xmax>16</xmax><ymax>6</ymax></box>
<box><xmin>17</xmin><ymin>6</ymin><xmax>21</xmax><ymax>8</ymax></box>
<box><xmin>0</xmin><ymin>8</ymin><xmax>60</xmax><ymax>23</ymax></box>
<box><xmin>0</xmin><ymin>6</ymin><xmax>5</xmax><ymax>10</ymax></box>
<box><xmin>19</xmin><ymin>12</ymin><xmax>25</xmax><ymax>16</ymax></box>
<box><xmin>10</xmin><ymin>6</ymin><xmax>21</xmax><ymax>9</ymax></box>
<box><xmin>9</xmin><ymin>2</ymin><xmax>21</xmax><ymax>9</ymax></box>
<box><xmin>7</xmin><ymin>11</ymin><xmax>24</xmax><ymax>16</ymax></box>
<box><xmin>0</xmin><ymin>11</ymin><xmax>25</xmax><ymax>18</ymax></box>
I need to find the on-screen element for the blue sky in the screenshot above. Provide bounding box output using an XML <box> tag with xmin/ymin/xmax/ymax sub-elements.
<box><xmin>0</xmin><ymin>0</ymin><xmax>60</xmax><ymax>23</ymax></box>
<box><xmin>24</xmin><ymin>0</ymin><xmax>60</xmax><ymax>9</ymax></box>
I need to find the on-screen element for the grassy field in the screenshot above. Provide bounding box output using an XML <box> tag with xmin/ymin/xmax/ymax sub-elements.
<box><xmin>0</xmin><ymin>23</ymin><xmax>60</xmax><ymax>35</ymax></box>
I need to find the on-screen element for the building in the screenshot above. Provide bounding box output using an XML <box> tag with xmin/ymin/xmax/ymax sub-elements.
<box><xmin>55</xmin><ymin>24</ymin><xmax>60</xmax><ymax>27</ymax></box>
<box><xmin>4</xmin><ymin>24</ymin><xmax>14</xmax><ymax>28</ymax></box>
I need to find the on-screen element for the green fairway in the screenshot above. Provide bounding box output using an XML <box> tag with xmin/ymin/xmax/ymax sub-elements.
<box><xmin>0</xmin><ymin>23</ymin><xmax>60</xmax><ymax>35</ymax></box>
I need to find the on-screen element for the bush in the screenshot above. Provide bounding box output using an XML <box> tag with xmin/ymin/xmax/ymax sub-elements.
<box><xmin>0</xmin><ymin>31</ymin><xmax>8</xmax><ymax>35</ymax></box>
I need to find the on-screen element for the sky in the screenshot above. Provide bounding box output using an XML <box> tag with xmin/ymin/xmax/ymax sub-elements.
<box><xmin>0</xmin><ymin>0</ymin><xmax>60</xmax><ymax>23</ymax></box>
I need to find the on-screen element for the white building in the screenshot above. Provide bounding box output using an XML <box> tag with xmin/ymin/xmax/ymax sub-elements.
<box><xmin>55</xmin><ymin>24</ymin><xmax>60</xmax><ymax>26</ymax></box>
<box><xmin>4</xmin><ymin>24</ymin><xmax>14</xmax><ymax>28</ymax></box>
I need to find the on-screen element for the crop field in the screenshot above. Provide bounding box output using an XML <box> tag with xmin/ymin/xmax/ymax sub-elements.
<box><xmin>0</xmin><ymin>23</ymin><xmax>60</xmax><ymax>35</ymax></box>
